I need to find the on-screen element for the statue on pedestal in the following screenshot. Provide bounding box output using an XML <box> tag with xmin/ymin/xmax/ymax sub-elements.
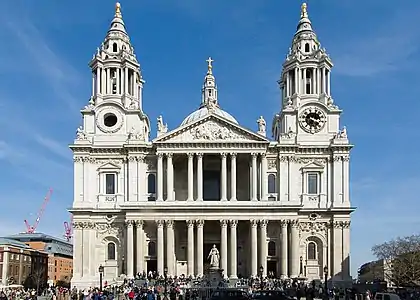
<box><xmin>207</xmin><ymin>244</ymin><xmax>220</xmax><ymax>269</ymax></box>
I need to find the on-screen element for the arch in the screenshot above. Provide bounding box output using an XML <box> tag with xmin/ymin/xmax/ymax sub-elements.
<box><xmin>268</xmin><ymin>241</ymin><xmax>276</xmax><ymax>256</ymax></box>
<box><xmin>268</xmin><ymin>174</ymin><xmax>276</xmax><ymax>193</ymax></box>
<box><xmin>148</xmin><ymin>241</ymin><xmax>156</xmax><ymax>256</ymax></box>
<box><xmin>307</xmin><ymin>241</ymin><xmax>316</xmax><ymax>260</ymax></box>
<box><xmin>113</xmin><ymin>43</ymin><xmax>118</xmax><ymax>52</ymax></box>
<box><xmin>147</xmin><ymin>173</ymin><xmax>156</xmax><ymax>194</ymax></box>
<box><xmin>107</xmin><ymin>242</ymin><xmax>116</xmax><ymax>260</ymax></box>
<box><xmin>304</xmin><ymin>43</ymin><xmax>310</xmax><ymax>52</ymax></box>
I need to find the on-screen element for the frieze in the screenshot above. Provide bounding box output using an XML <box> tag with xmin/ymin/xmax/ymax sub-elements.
<box><xmin>299</xmin><ymin>222</ymin><xmax>327</xmax><ymax>234</ymax></box>
<box><xmin>95</xmin><ymin>158</ymin><xmax>124</xmax><ymax>166</ymax></box>
<box><xmin>189</xmin><ymin>121</ymin><xmax>247</xmax><ymax>141</ymax></box>
<box><xmin>298</xmin><ymin>158</ymin><xmax>327</xmax><ymax>165</ymax></box>
<box><xmin>73</xmin><ymin>156</ymin><xmax>96</xmax><ymax>163</ymax></box>
<box><xmin>146</xmin><ymin>157</ymin><xmax>156</xmax><ymax>170</ymax></box>
<box><xmin>94</xmin><ymin>222</ymin><xmax>124</xmax><ymax>235</ymax></box>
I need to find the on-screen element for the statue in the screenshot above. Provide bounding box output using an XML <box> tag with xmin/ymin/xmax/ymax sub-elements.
<box><xmin>207</xmin><ymin>244</ymin><xmax>220</xmax><ymax>269</ymax></box>
<box><xmin>338</xmin><ymin>126</ymin><xmax>347</xmax><ymax>138</ymax></box>
<box><xmin>84</xmin><ymin>97</ymin><xmax>95</xmax><ymax>110</ymax></box>
<box><xmin>157</xmin><ymin>115</ymin><xmax>168</xmax><ymax>136</ymax></box>
<box><xmin>257</xmin><ymin>116</ymin><xmax>266</xmax><ymax>135</ymax></box>
<box><xmin>76</xmin><ymin>126</ymin><xmax>87</xmax><ymax>140</ymax></box>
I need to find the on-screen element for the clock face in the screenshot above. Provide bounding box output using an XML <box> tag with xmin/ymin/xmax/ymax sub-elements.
<box><xmin>299</xmin><ymin>107</ymin><xmax>326</xmax><ymax>133</ymax></box>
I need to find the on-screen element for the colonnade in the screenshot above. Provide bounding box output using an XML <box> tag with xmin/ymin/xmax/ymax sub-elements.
<box><xmin>124</xmin><ymin>219</ymin><xmax>301</xmax><ymax>279</ymax></box>
<box><xmin>156</xmin><ymin>152</ymin><xmax>269</xmax><ymax>201</ymax></box>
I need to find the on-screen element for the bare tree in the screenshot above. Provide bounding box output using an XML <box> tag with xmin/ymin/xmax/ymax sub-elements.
<box><xmin>31</xmin><ymin>266</ymin><xmax>46</xmax><ymax>293</ymax></box>
<box><xmin>372</xmin><ymin>234</ymin><xmax>420</xmax><ymax>287</ymax></box>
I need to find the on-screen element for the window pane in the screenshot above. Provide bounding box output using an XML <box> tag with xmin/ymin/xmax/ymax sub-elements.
<box><xmin>307</xmin><ymin>173</ymin><xmax>318</xmax><ymax>194</ymax></box>
<box><xmin>308</xmin><ymin>242</ymin><xmax>316</xmax><ymax>260</ymax></box>
<box><xmin>105</xmin><ymin>174</ymin><xmax>115</xmax><ymax>194</ymax></box>
<box><xmin>107</xmin><ymin>242</ymin><xmax>116</xmax><ymax>260</ymax></box>
<box><xmin>147</xmin><ymin>174</ymin><xmax>156</xmax><ymax>194</ymax></box>
<box><xmin>268</xmin><ymin>241</ymin><xmax>276</xmax><ymax>256</ymax></box>
<box><xmin>268</xmin><ymin>174</ymin><xmax>276</xmax><ymax>193</ymax></box>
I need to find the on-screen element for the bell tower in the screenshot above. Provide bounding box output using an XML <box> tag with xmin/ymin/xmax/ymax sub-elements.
<box><xmin>75</xmin><ymin>2</ymin><xmax>150</xmax><ymax>145</ymax></box>
<box><xmin>272</xmin><ymin>3</ymin><xmax>344</xmax><ymax>145</ymax></box>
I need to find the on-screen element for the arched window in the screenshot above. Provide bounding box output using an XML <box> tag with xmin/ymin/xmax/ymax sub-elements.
<box><xmin>307</xmin><ymin>242</ymin><xmax>316</xmax><ymax>260</ymax></box>
<box><xmin>304</xmin><ymin>43</ymin><xmax>310</xmax><ymax>53</ymax></box>
<box><xmin>268</xmin><ymin>241</ymin><xmax>276</xmax><ymax>256</ymax></box>
<box><xmin>107</xmin><ymin>242</ymin><xmax>116</xmax><ymax>260</ymax></box>
<box><xmin>148</xmin><ymin>241</ymin><xmax>156</xmax><ymax>256</ymax></box>
<box><xmin>113</xmin><ymin>43</ymin><xmax>118</xmax><ymax>52</ymax></box>
<box><xmin>147</xmin><ymin>174</ymin><xmax>156</xmax><ymax>194</ymax></box>
<box><xmin>268</xmin><ymin>174</ymin><xmax>276</xmax><ymax>193</ymax></box>
<box><xmin>306</xmin><ymin>69</ymin><xmax>312</xmax><ymax>94</ymax></box>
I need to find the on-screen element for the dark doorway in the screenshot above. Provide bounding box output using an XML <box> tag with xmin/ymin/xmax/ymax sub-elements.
<box><xmin>147</xmin><ymin>259</ymin><xmax>157</xmax><ymax>273</ymax></box>
<box><xmin>203</xmin><ymin>170</ymin><xmax>220</xmax><ymax>200</ymax></box>
<box><xmin>204</xmin><ymin>243</ymin><xmax>221</xmax><ymax>272</ymax></box>
<box><xmin>267</xmin><ymin>261</ymin><xmax>277</xmax><ymax>278</ymax></box>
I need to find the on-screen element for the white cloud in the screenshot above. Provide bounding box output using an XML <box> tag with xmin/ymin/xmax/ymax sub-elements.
<box><xmin>34</xmin><ymin>135</ymin><xmax>71</xmax><ymax>161</ymax></box>
<box><xmin>332</xmin><ymin>6</ymin><xmax>420</xmax><ymax>77</ymax></box>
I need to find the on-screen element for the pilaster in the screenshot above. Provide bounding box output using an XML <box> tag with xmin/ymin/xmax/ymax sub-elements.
<box><xmin>229</xmin><ymin>220</ymin><xmax>238</xmax><ymax>278</ymax></box>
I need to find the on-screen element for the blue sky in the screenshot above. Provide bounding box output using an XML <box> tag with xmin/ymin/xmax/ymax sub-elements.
<box><xmin>0</xmin><ymin>0</ymin><xmax>419</xmax><ymax>277</ymax></box>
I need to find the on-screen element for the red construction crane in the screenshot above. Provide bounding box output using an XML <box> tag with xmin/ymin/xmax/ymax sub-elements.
<box><xmin>24</xmin><ymin>188</ymin><xmax>53</xmax><ymax>233</ymax></box>
<box><xmin>64</xmin><ymin>215</ymin><xmax>73</xmax><ymax>242</ymax></box>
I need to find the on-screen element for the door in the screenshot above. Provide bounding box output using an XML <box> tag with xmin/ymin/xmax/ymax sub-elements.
<box><xmin>203</xmin><ymin>170</ymin><xmax>220</xmax><ymax>201</ymax></box>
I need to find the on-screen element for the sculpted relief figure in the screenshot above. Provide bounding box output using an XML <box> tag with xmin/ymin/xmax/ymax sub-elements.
<box><xmin>257</xmin><ymin>116</ymin><xmax>266</xmax><ymax>135</ymax></box>
<box><xmin>207</xmin><ymin>244</ymin><xmax>220</xmax><ymax>269</ymax></box>
<box><xmin>76</xmin><ymin>126</ymin><xmax>87</xmax><ymax>140</ymax></box>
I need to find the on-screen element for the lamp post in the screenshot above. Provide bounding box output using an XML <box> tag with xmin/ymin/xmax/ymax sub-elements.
<box><xmin>98</xmin><ymin>265</ymin><xmax>104</xmax><ymax>292</ymax></box>
<box><xmin>323</xmin><ymin>266</ymin><xmax>328</xmax><ymax>300</ymax></box>
<box><xmin>122</xmin><ymin>255</ymin><xmax>125</xmax><ymax>275</ymax></box>
<box><xmin>164</xmin><ymin>267</ymin><xmax>168</xmax><ymax>299</ymax></box>
<box><xmin>259</xmin><ymin>265</ymin><xmax>264</xmax><ymax>290</ymax></box>
<box><xmin>300</xmin><ymin>256</ymin><xmax>303</xmax><ymax>277</ymax></box>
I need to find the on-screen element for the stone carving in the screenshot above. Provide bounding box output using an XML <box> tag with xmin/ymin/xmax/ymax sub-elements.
<box><xmin>219</xmin><ymin>219</ymin><xmax>228</xmax><ymax>227</ymax></box>
<box><xmin>298</xmin><ymin>158</ymin><xmax>326</xmax><ymax>166</ymax></box>
<box><xmin>129</xmin><ymin>99</ymin><xmax>139</xmax><ymax>109</ymax></box>
<box><xmin>76</xmin><ymin>126</ymin><xmax>87</xmax><ymax>140</ymax></box>
<box><xmin>250</xmin><ymin>219</ymin><xmax>258</xmax><ymax>227</ymax></box>
<box><xmin>186</xmin><ymin>220</ymin><xmax>194</xmax><ymax>228</ymax></box>
<box><xmin>260</xmin><ymin>219</ymin><xmax>268</xmax><ymax>227</ymax></box>
<box><xmin>335</xmin><ymin>126</ymin><xmax>347</xmax><ymax>139</ymax></box>
<box><xmin>190</xmin><ymin>121</ymin><xmax>244</xmax><ymax>141</ymax></box>
<box><xmin>166</xmin><ymin>220</ymin><xmax>174</xmax><ymax>228</ymax></box>
<box><xmin>156</xmin><ymin>220</ymin><xmax>164</xmax><ymax>228</ymax></box>
<box><xmin>128</xmin><ymin>126</ymin><xmax>144</xmax><ymax>141</ymax></box>
<box><xmin>196</xmin><ymin>220</ymin><xmax>204</xmax><ymax>228</ymax></box>
<box><xmin>268</xmin><ymin>159</ymin><xmax>277</xmax><ymax>170</ymax></box>
<box><xmin>229</xmin><ymin>220</ymin><xmax>238</xmax><ymax>227</ymax></box>
<box><xmin>207</xmin><ymin>244</ymin><xmax>220</xmax><ymax>269</ymax></box>
<box><xmin>280</xmin><ymin>126</ymin><xmax>295</xmax><ymax>139</ymax></box>
<box><xmin>308</xmin><ymin>213</ymin><xmax>320</xmax><ymax>221</ymax></box>
<box><xmin>257</xmin><ymin>116</ymin><xmax>266</xmax><ymax>136</ymax></box>
<box><xmin>289</xmin><ymin>219</ymin><xmax>299</xmax><ymax>228</ymax></box>
<box><xmin>342</xmin><ymin>155</ymin><xmax>350</xmax><ymax>162</ymax></box>
<box><xmin>279</xmin><ymin>220</ymin><xmax>288</xmax><ymax>228</ymax></box>
<box><xmin>300</xmin><ymin>222</ymin><xmax>327</xmax><ymax>234</ymax></box>
<box><xmin>94</xmin><ymin>222</ymin><xmax>124</xmax><ymax>235</ymax></box>
<box><xmin>157</xmin><ymin>115</ymin><xmax>168</xmax><ymax>136</ymax></box>
<box><xmin>84</xmin><ymin>97</ymin><xmax>95</xmax><ymax>110</ymax></box>
<box><xmin>146</xmin><ymin>157</ymin><xmax>156</xmax><ymax>170</ymax></box>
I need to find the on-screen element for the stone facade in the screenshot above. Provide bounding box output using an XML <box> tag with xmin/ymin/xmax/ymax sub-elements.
<box><xmin>70</xmin><ymin>3</ymin><xmax>354</xmax><ymax>289</ymax></box>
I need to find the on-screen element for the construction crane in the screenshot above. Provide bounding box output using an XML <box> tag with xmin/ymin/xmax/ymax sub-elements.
<box><xmin>64</xmin><ymin>215</ymin><xmax>73</xmax><ymax>242</ymax></box>
<box><xmin>24</xmin><ymin>188</ymin><xmax>53</xmax><ymax>234</ymax></box>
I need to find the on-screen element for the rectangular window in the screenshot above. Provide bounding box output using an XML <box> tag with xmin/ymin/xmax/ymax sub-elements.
<box><xmin>307</xmin><ymin>173</ymin><xmax>318</xmax><ymax>195</ymax></box>
<box><xmin>105</xmin><ymin>174</ymin><xmax>116</xmax><ymax>194</ymax></box>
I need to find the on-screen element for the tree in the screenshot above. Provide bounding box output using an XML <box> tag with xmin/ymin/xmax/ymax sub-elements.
<box><xmin>31</xmin><ymin>266</ymin><xmax>46</xmax><ymax>293</ymax></box>
<box><xmin>372</xmin><ymin>234</ymin><xmax>420</xmax><ymax>287</ymax></box>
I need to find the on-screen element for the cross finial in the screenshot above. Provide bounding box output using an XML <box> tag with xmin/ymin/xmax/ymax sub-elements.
<box><xmin>115</xmin><ymin>2</ymin><xmax>122</xmax><ymax>17</ymax></box>
<box><xmin>301</xmin><ymin>3</ymin><xmax>308</xmax><ymax>18</ymax></box>
<box><xmin>206</xmin><ymin>57</ymin><xmax>214</xmax><ymax>73</ymax></box>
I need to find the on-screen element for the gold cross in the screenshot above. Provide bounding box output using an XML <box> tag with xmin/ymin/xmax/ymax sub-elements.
<box><xmin>206</xmin><ymin>57</ymin><xmax>214</xmax><ymax>70</ymax></box>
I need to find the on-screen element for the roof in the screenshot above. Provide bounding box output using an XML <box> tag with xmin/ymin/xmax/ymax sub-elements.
<box><xmin>0</xmin><ymin>238</ymin><xmax>30</xmax><ymax>249</ymax></box>
<box><xmin>5</xmin><ymin>233</ymin><xmax>73</xmax><ymax>257</ymax></box>
<box><xmin>181</xmin><ymin>106</ymin><xmax>238</xmax><ymax>126</ymax></box>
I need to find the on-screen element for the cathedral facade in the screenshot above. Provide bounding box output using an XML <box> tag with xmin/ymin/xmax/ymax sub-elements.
<box><xmin>70</xmin><ymin>3</ymin><xmax>354</xmax><ymax>289</ymax></box>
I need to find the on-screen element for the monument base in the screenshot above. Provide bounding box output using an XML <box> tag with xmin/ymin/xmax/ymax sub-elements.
<box><xmin>204</xmin><ymin>267</ymin><xmax>224</xmax><ymax>287</ymax></box>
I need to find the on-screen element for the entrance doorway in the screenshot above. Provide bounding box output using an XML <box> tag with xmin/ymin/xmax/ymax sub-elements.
<box><xmin>147</xmin><ymin>259</ymin><xmax>157</xmax><ymax>273</ymax></box>
<box><xmin>267</xmin><ymin>261</ymin><xmax>277</xmax><ymax>278</ymax></box>
<box><xmin>203</xmin><ymin>170</ymin><xmax>220</xmax><ymax>201</ymax></box>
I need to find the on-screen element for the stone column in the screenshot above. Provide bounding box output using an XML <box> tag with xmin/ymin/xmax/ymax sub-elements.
<box><xmin>261</xmin><ymin>154</ymin><xmax>268</xmax><ymax>201</ymax></box>
<box><xmin>187</xmin><ymin>220</ymin><xmax>195</xmax><ymax>277</ymax></box>
<box><xmin>116</xmin><ymin>68</ymin><xmax>121</xmax><ymax>94</ymax></box>
<box><xmin>342</xmin><ymin>221</ymin><xmax>351</xmax><ymax>280</ymax></box>
<box><xmin>96</xmin><ymin>68</ymin><xmax>101</xmax><ymax>95</ymax></box>
<box><xmin>166</xmin><ymin>220</ymin><xmax>175</xmax><ymax>276</ymax></box>
<box><xmin>126</xmin><ymin>220</ymin><xmax>134</xmax><ymax>278</ymax></box>
<box><xmin>251</xmin><ymin>153</ymin><xmax>258</xmax><ymax>201</ymax></box>
<box><xmin>333</xmin><ymin>221</ymin><xmax>343</xmax><ymax>280</ymax></box>
<box><xmin>196</xmin><ymin>153</ymin><xmax>203</xmax><ymax>201</ymax></box>
<box><xmin>1</xmin><ymin>251</ymin><xmax>9</xmax><ymax>285</ymax></box>
<box><xmin>125</xmin><ymin>67</ymin><xmax>129</xmax><ymax>94</ymax></box>
<box><xmin>157</xmin><ymin>153</ymin><xmax>164</xmax><ymax>201</ymax></box>
<box><xmin>220</xmin><ymin>153</ymin><xmax>227</xmax><ymax>201</ymax></box>
<box><xmin>230</xmin><ymin>153</ymin><xmax>237</xmax><ymax>201</ymax></box>
<box><xmin>106</xmin><ymin>68</ymin><xmax>110</xmax><ymax>94</ymax></box>
<box><xmin>166</xmin><ymin>153</ymin><xmax>174</xmax><ymax>201</ymax></box>
<box><xmin>136</xmin><ymin>221</ymin><xmax>145</xmax><ymax>274</ymax></box>
<box><xmin>250</xmin><ymin>220</ymin><xmax>258</xmax><ymax>277</ymax></box>
<box><xmin>290</xmin><ymin>220</ymin><xmax>299</xmax><ymax>278</ymax></box>
<box><xmin>187</xmin><ymin>153</ymin><xmax>194</xmax><ymax>201</ymax></box>
<box><xmin>72</xmin><ymin>224</ymin><xmax>83</xmax><ymax>278</ymax></box>
<box><xmin>156</xmin><ymin>220</ymin><xmax>164</xmax><ymax>275</ymax></box>
<box><xmin>259</xmin><ymin>220</ymin><xmax>268</xmax><ymax>277</ymax></box>
<box><xmin>196</xmin><ymin>220</ymin><xmax>204</xmax><ymax>277</ymax></box>
<box><xmin>280</xmin><ymin>220</ymin><xmax>288</xmax><ymax>278</ymax></box>
<box><xmin>220</xmin><ymin>220</ymin><xmax>228</xmax><ymax>278</ymax></box>
<box><xmin>229</xmin><ymin>220</ymin><xmax>238</xmax><ymax>278</ymax></box>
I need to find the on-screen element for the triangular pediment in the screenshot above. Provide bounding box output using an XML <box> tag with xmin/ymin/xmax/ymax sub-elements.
<box><xmin>300</xmin><ymin>160</ymin><xmax>325</xmax><ymax>170</ymax></box>
<box><xmin>154</xmin><ymin>114</ymin><xmax>269</xmax><ymax>143</ymax></box>
<box><xmin>97</xmin><ymin>162</ymin><xmax>121</xmax><ymax>171</ymax></box>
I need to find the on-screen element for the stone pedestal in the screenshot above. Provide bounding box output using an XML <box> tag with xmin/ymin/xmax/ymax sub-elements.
<box><xmin>204</xmin><ymin>267</ymin><xmax>223</xmax><ymax>287</ymax></box>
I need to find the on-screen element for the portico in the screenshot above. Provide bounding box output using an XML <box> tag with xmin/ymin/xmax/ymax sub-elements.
<box><xmin>123</xmin><ymin>218</ymin><xmax>301</xmax><ymax>279</ymax></box>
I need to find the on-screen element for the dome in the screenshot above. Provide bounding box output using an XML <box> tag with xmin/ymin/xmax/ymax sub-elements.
<box><xmin>181</xmin><ymin>106</ymin><xmax>238</xmax><ymax>126</ymax></box>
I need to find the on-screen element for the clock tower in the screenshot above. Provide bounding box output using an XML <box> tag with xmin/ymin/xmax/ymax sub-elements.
<box><xmin>272</xmin><ymin>3</ymin><xmax>345</xmax><ymax>146</ymax></box>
